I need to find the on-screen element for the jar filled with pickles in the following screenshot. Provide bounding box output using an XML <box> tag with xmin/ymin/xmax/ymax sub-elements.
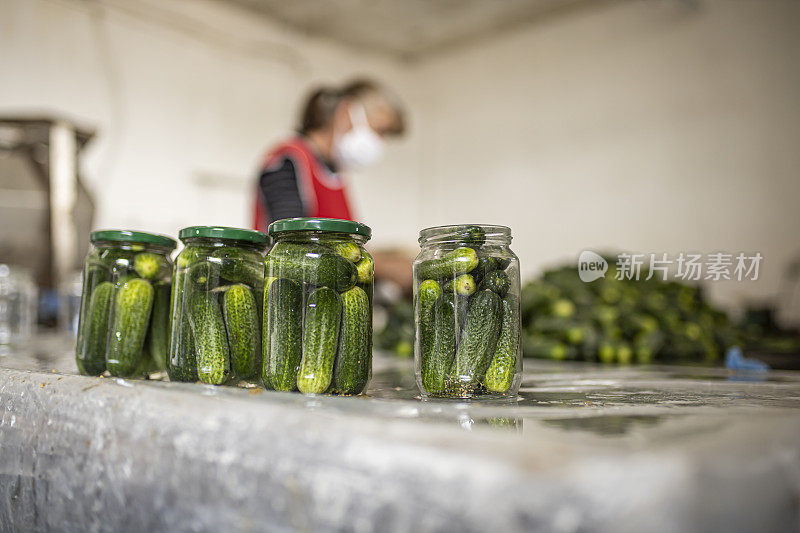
<box><xmin>413</xmin><ymin>225</ymin><xmax>521</xmax><ymax>399</ymax></box>
<box><xmin>265</xmin><ymin>218</ymin><xmax>373</xmax><ymax>395</ymax></box>
<box><xmin>75</xmin><ymin>230</ymin><xmax>177</xmax><ymax>377</ymax></box>
<box><xmin>168</xmin><ymin>226</ymin><xmax>267</xmax><ymax>385</ymax></box>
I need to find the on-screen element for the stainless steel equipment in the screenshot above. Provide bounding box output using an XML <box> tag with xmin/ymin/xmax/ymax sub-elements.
<box><xmin>0</xmin><ymin>116</ymin><xmax>95</xmax><ymax>296</ymax></box>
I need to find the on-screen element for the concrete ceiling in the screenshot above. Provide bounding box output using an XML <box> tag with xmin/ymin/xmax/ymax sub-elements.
<box><xmin>222</xmin><ymin>0</ymin><xmax>599</xmax><ymax>60</ymax></box>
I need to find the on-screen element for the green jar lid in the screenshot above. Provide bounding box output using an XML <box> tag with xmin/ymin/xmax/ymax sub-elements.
<box><xmin>268</xmin><ymin>217</ymin><xmax>372</xmax><ymax>239</ymax></box>
<box><xmin>90</xmin><ymin>229</ymin><xmax>177</xmax><ymax>249</ymax></box>
<box><xmin>178</xmin><ymin>226</ymin><xmax>268</xmax><ymax>246</ymax></box>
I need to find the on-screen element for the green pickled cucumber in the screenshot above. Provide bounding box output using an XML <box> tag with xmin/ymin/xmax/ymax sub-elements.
<box><xmin>188</xmin><ymin>260</ymin><xmax>219</xmax><ymax>286</ymax></box>
<box><xmin>443</xmin><ymin>274</ymin><xmax>476</xmax><ymax>296</ymax></box>
<box><xmin>176</xmin><ymin>246</ymin><xmax>209</xmax><ymax>269</ymax></box>
<box><xmin>85</xmin><ymin>262</ymin><xmax>111</xmax><ymax>289</ymax></box>
<box><xmin>265</xmin><ymin>276</ymin><xmax>277</xmax><ymax>297</ymax></box>
<box><xmin>107</xmin><ymin>278</ymin><xmax>154</xmax><ymax>377</ymax></box>
<box><xmin>332</xmin><ymin>286</ymin><xmax>371</xmax><ymax>394</ymax></box>
<box><xmin>484</xmin><ymin>295</ymin><xmax>521</xmax><ymax>393</ymax></box>
<box><xmin>76</xmin><ymin>281</ymin><xmax>114</xmax><ymax>375</ymax></box>
<box><xmin>417</xmin><ymin>279</ymin><xmax>442</xmax><ymax>367</ymax></box>
<box><xmin>219</xmin><ymin>259</ymin><xmax>263</xmax><ymax>288</ymax></box>
<box><xmin>147</xmin><ymin>281</ymin><xmax>171</xmax><ymax>370</ymax></box>
<box><xmin>133</xmin><ymin>253</ymin><xmax>167</xmax><ymax>280</ymax></box>
<box><xmin>330</xmin><ymin>242</ymin><xmax>362</xmax><ymax>263</ymax></box>
<box><xmin>211</xmin><ymin>248</ymin><xmax>265</xmax><ymax>288</ymax></box>
<box><xmin>222</xmin><ymin>284</ymin><xmax>260</xmax><ymax>379</ymax></box>
<box><xmin>422</xmin><ymin>294</ymin><xmax>457</xmax><ymax>395</ymax></box>
<box><xmin>136</xmin><ymin>338</ymin><xmax>159</xmax><ymax>376</ymax></box>
<box><xmin>416</xmin><ymin>247</ymin><xmax>478</xmax><ymax>280</ymax></box>
<box><xmin>453</xmin><ymin>292</ymin><xmax>471</xmax><ymax>344</ymax></box>
<box><xmin>262</xmin><ymin>276</ymin><xmax>278</xmax><ymax>387</ymax></box>
<box><xmin>355</xmin><ymin>249</ymin><xmax>374</xmax><ymax>283</ymax></box>
<box><xmin>98</xmin><ymin>248</ymin><xmax>133</xmax><ymax>269</ymax></box>
<box><xmin>297</xmin><ymin>287</ymin><xmax>342</xmax><ymax>394</ymax></box>
<box><xmin>167</xmin><ymin>269</ymin><xmax>198</xmax><ymax>382</ymax></box>
<box><xmin>268</xmin><ymin>242</ymin><xmax>356</xmax><ymax>292</ymax></box>
<box><xmin>170</xmin><ymin>318</ymin><xmax>197</xmax><ymax>381</ymax></box>
<box><xmin>360</xmin><ymin>280</ymin><xmax>374</xmax><ymax>380</ymax></box>
<box><xmin>75</xmin><ymin>261</ymin><xmax>111</xmax><ymax>374</ymax></box>
<box><xmin>451</xmin><ymin>290</ymin><xmax>502</xmax><ymax>387</ymax></box>
<box><xmin>261</xmin><ymin>277</ymin><xmax>273</xmax><ymax>389</ymax></box>
<box><xmin>479</xmin><ymin>270</ymin><xmax>511</xmax><ymax>298</ymax></box>
<box><xmin>471</xmin><ymin>256</ymin><xmax>500</xmax><ymax>285</ymax></box>
<box><xmin>189</xmin><ymin>291</ymin><xmax>230</xmax><ymax>385</ymax></box>
<box><xmin>264</xmin><ymin>278</ymin><xmax>303</xmax><ymax>391</ymax></box>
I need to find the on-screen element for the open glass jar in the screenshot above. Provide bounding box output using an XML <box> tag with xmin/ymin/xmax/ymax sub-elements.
<box><xmin>76</xmin><ymin>230</ymin><xmax>177</xmax><ymax>377</ymax></box>
<box><xmin>265</xmin><ymin>218</ymin><xmax>373</xmax><ymax>395</ymax></box>
<box><xmin>413</xmin><ymin>225</ymin><xmax>521</xmax><ymax>399</ymax></box>
<box><xmin>168</xmin><ymin>226</ymin><xmax>267</xmax><ymax>385</ymax></box>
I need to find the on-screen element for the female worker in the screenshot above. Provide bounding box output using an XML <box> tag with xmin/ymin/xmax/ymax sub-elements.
<box><xmin>252</xmin><ymin>79</ymin><xmax>406</xmax><ymax>230</ymax></box>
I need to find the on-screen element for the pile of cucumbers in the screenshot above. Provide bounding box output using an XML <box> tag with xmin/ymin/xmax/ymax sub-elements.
<box><xmin>264</xmin><ymin>239</ymin><xmax>374</xmax><ymax>394</ymax></box>
<box><xmin>76</xmin><ymin>247</ymin><xmax>172</xmax><ymax>377</ymax></box>
<box><xmin>168</xmin><ymin>245</ymin><xmax>265</xmax><ymax>385</ymax></box>
<box><xmin>415</xmin><ymin>225</ymin><xmax>520</xmax><ymax>398</ymax></box>
<box><xmin>521</xmin><ymin>260</ymin><xmax>739</xmax><ymax>363</ymax></box>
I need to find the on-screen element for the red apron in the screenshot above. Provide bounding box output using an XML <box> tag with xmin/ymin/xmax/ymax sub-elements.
<box><xmin>253</xmin><ymin>136</ymin><xmax>353</xmax><ymax>232</ymax></box>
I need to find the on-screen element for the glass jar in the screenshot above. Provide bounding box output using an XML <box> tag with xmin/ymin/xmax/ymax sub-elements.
<box><xmin>265</xmin><ymin>218</ymin><xmax>373</xmax><ymax>395</ymax></box>
<box><xmin>0</xmin><ymin>265</ymin><xmax>38</xmax><ymax>347</ymax></box>
<box><xmin>168</xmin><ymin>226</ymin><xmax>267</xmax><ymax>385</ymax></box>
<box><xmin>75</xmin><ymin>230</ymin><xmax>177</xmax><ymax>377</ymax></box>
<box><xmin>59</xmin><ymin>270</ymin><xmax>83</xmax><ymax>337</ymax></box>
<box><xmin>413</xmin><ymin>225</ymin><xmax>521</xmax><ymax>399</ymax></box>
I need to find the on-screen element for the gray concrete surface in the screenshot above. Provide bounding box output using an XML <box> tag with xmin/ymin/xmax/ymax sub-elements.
<box><xmin>1</xmin><ymin>334</ymin><xmax>799</xmax><ymax>532</ymax></box>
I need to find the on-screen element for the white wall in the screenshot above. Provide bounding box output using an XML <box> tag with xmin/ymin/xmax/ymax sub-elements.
<box><xmin>3</xmin><ymin>0</ymin><xmax>799</xmax><ymax>316</ymax></box>
<box><xmin>411</xmin><ymin>0</ymin><xmax>800</xmax><ymax>315</ymax></box>
<box><xmin>0</xmin><ymin>0</ymin><xmax>422</xmax><ymax>249</ymax></box>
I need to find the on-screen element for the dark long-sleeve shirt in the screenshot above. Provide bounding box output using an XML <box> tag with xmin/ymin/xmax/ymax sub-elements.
<box><xmin>258</xmin><ymin>157</ymin><xmax>304</xmax><ymax>225</ymax></box>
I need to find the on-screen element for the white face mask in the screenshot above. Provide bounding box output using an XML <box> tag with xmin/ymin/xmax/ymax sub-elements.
<box><xmin>334</xmin><ymin>103</ymin><xmax>386</xmax><ymax>170</ymax></box>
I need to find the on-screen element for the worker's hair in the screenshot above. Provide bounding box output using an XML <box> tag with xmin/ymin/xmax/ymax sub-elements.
<box><xmin>299</xmin><ymin>78</ymin><xmax>405</xmax><ymax>136</ymax></box>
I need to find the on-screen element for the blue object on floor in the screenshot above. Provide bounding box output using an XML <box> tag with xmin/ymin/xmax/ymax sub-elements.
<box><xmin>725</xmin><ymin>346</ymin><xmax>769</xmax><ymax>371</ymax></box>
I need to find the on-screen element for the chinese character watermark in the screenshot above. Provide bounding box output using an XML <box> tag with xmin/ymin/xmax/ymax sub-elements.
<box><xmin>577</xmin><ymin>251</ymin><xmax>762</xmax><ymax>282</ymax></box>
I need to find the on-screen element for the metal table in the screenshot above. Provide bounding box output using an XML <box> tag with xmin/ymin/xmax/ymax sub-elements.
<box><xmin>2</xmin><ymin>334</ymin><xmax>799</xmax><ymax>532</ymax></box>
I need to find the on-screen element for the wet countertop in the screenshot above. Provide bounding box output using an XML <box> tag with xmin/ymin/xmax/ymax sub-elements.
<box><xmin>1</xmin><ymin>334</ymin><xmax>799</xmax><ymax>532</ymax></box>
